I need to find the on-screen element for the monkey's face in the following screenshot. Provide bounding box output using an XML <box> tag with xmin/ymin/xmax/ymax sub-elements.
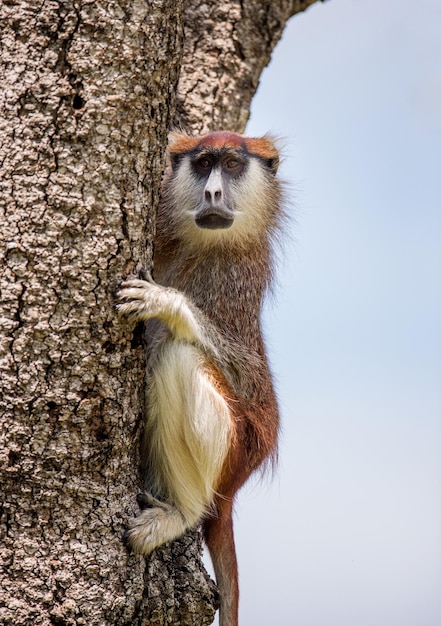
<box><xmin>191</xmin><ymin>149</ymin><xmax>247</xmax><ymax>230</ymax></box>
<box><xmin>161</xmin><ymin>132</ymin><xmax>282</xmax><ymax>249</ymax></box>
<box><xmin>165</xmin><ymin>154</ymin><xmax>277</xmax><ymax>246</ymax></box>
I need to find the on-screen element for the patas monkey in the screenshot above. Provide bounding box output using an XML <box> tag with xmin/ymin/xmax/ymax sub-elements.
<box><xmin>117</xmin><ymin>131</ymin><xmax>284</xmax><ymax>626</ymax></box>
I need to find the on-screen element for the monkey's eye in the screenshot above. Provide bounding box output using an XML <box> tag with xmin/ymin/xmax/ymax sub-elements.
<box><xmin>194</xmin><ymin>157</ymin><xmax>213</xmax><ymax>173</ymax></box>
<box><xmin>223</xmin><ymin>158</ymin><xmax>243</xmax><ymax>174</ymax></box>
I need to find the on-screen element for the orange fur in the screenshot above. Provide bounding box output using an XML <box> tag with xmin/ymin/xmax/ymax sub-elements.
<box><xmin>169</xmin><ymin>130</ymin><xmax>279</xmax><ymax>162</ymax></box>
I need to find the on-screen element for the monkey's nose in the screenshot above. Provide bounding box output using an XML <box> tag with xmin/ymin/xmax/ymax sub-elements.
<box><xmin>205</xmin><ymin>189</ymin><xmax>222</xmax><ymax>202</ymax></box>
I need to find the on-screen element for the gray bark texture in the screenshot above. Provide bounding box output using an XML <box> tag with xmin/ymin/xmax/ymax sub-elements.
<box><xmin>0</xmin><ymin>0</ymin><xmax>322</xmax><ymax>624</ymax></box>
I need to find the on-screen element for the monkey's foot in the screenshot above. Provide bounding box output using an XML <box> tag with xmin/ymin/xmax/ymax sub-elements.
<box><xmin>125</xmin><ymin>498</ymin><xmax>189</xmax><ymax>556</ymax></box>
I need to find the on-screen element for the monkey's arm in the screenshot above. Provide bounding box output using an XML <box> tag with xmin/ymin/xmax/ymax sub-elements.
<box><xmin>116</xmin><ymin>278</ymin><xmax>261</xmax><ymax>397</ymax></box>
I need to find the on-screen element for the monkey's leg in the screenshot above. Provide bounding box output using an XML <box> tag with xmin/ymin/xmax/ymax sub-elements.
<box><xmin>126</xmin><ymin>342</ymin><xmax>234</xmax><ymax>556</ymax></box>
<box><xmin>203</xmin><ymin>500</ymin><xmax>239</xmax><ymax>626</ymax></box>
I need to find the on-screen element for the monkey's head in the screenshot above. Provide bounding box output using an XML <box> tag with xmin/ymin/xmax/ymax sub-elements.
<box><xmin>160</xmin><ymin>131</ymin><xmax>283</xmax><ymax>250</ymax></box>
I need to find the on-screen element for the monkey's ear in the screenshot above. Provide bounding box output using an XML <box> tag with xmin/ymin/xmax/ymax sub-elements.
<box><xmin>266</xmin><ymin>156</ymin><xmax>280</xmax><ymax>174</ymax></box>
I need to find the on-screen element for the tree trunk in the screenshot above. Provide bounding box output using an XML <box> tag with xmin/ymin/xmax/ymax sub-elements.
<box><xmin>0</xmin><ymin>0</ymin><xmax>322</xmax><ymax>623</ymax></box>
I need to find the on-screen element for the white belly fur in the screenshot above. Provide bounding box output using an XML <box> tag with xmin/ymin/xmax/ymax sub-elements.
<box><xmin>146</xmin><ymin>341</ymin><xmax>233</xmax><ymax>525</ymax></box>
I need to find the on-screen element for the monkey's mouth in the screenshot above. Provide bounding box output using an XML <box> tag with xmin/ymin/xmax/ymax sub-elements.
<box><xmin>195</xmin><ymin>210</ymin><xmax>234</xmax><ymax>230</ymax></box>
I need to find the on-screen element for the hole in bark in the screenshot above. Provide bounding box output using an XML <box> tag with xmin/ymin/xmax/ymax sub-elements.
<box><xmin>50</xmin><ymin>614</ymin><xmax>69</xmax><ymax>626</ymax></box>
<box><xmin>42</xmin><ymin>458</ymin><xmax>63</xmax><ymax>472</ymax></box>
<box><xmin>95</xmin><ymin>427</ymin><xmax>109</xmax><ymax>442</ymax></box>
<box><xmin>131</xmin><ymin>323</ymin><xmax>144</xmax><ymax>349</ymax></box>
<box><xmin>102</xmin><ymin>340</ymin><xmax>115</xmax><ymax>354</ymax></box>
<box><xmin>47</xmin><ymin>401</ymin><xmax>60</xmax><ymax>424</ymax></box>
<box><xmin>8</xmin><ymin>450</ymin><xmax>20</xmax><ymax>466</ymax></box>
<box><xmin>72</xmin><ymin>94</ymin><xmax>85</xmax><ymax>110</ymax></box>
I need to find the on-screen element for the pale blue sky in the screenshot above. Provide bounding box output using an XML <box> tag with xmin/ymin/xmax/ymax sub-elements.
<box><xmin>207</xmin><ymin>1</ymin><xmax>441</xmax><ymax>625</ymax></box>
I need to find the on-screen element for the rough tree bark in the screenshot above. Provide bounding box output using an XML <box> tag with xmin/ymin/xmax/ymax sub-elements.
<box><xmin>0</xmin><ymin>1</ymin><xmax>322</xmax><ymax>624</ymax></box>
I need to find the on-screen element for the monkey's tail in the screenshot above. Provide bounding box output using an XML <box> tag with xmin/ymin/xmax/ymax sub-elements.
<box><xmin>203</xmin><ymin>501</ymin><xmax>239</xmax><ymax>626</ymax></box>
<box><xmin>125</xmin><ymin>495</ymin><xmax>190</xmax><ymax>555</ymax></box>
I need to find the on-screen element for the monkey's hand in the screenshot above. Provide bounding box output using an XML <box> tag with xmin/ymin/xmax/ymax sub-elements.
<box><xmin>116</xmin><ymin>278</ymin><xmax>202</xmax><ymax>343</ymax></box>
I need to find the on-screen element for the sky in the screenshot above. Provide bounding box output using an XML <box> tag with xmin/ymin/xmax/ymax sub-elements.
<box><xmin>205</xmin><ymin>1</ymin><xmax>441</xmax><ymax>624</ymax></box>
